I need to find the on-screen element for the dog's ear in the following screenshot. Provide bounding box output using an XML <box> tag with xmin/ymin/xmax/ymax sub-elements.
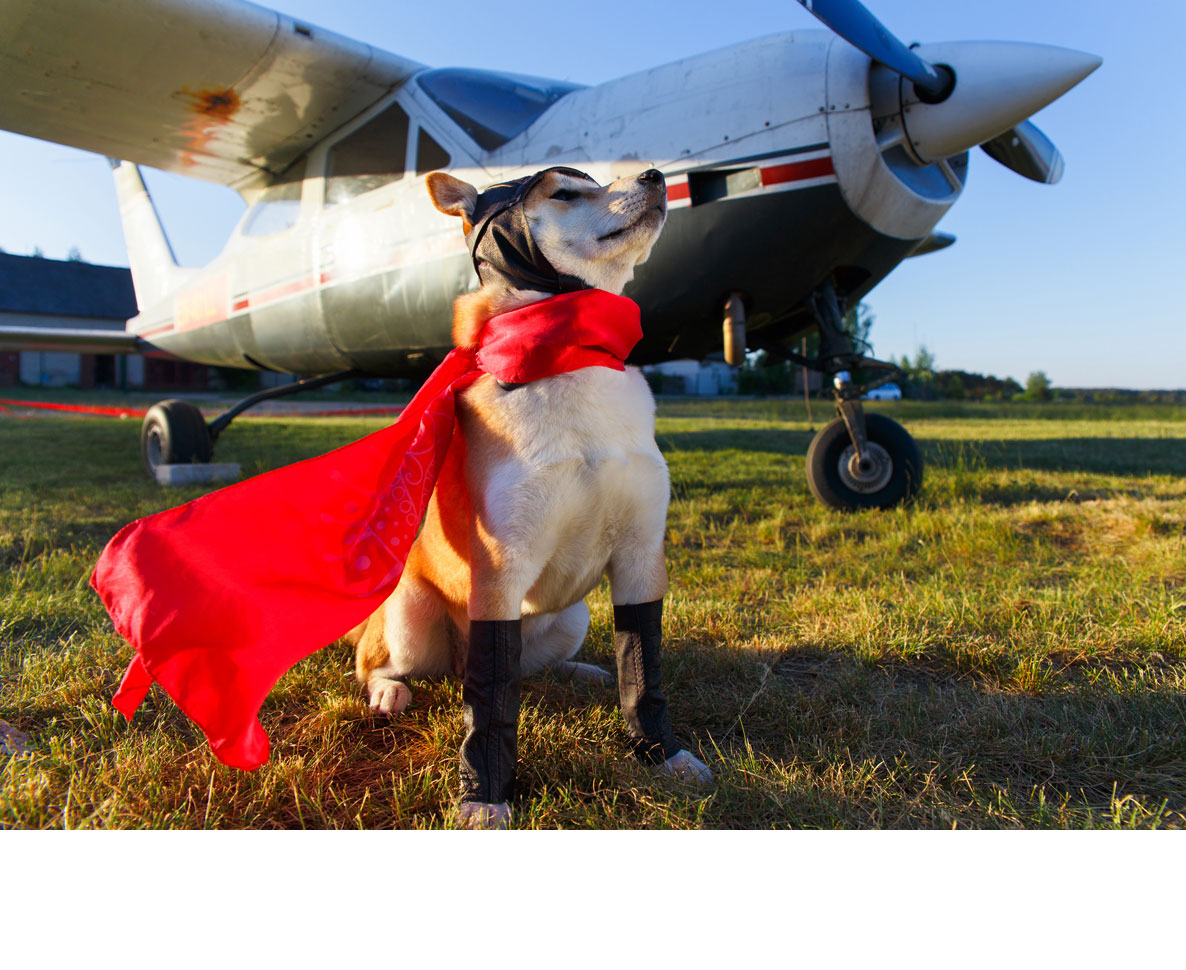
<box><xmin>427</xmin><ymin>173</ymin><xmax>478</xmax><ymax>231</ymax></box>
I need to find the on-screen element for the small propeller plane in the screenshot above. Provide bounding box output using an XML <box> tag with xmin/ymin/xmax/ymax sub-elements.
<box><xmin>0</xmin><ymin>0</ymin><xmax>1100</xmax><ymax>509</ymax></box>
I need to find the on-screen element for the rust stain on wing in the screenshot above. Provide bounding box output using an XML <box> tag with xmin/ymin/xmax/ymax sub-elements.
<box><xmin>177</xmin><ymin>87</ymin><xmax>243</xmax><ymax>166</ymax></box>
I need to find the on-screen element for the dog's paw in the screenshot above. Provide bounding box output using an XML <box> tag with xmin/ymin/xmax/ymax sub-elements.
<box><xmin>457</xmin><ymin>801</ymin><xmax>512</xmax><ymax>830</ymax></box>
<box><xmin>367</xmin><ymin>677</ymin><xmax>412</xmax><ymax>716</ymax></box>
<box><xmin>661</xmin><ymin>749</ymin><xmax>714</xmax><ymax>785</ymax></box>
<box><xmin>554</xmin><ymin>661</ymin><xmax>614</xmax><ymax>686</ymax></box>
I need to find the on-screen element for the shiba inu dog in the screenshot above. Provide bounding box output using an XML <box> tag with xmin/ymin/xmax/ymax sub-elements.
<box><xmin>347</xmin><ymin>166</ymin><xmax>711</xmax><ymax>827</ymax></box>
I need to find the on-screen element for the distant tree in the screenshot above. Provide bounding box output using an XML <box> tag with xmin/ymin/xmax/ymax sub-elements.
<box><xmin>1021</xmin><ymin>370</ymin><xmax>1053</xmax><ymax>401</ymax></box>
<box><xmin>898</xmin><ymin>345</ymin><xmax>936</xmax><ymax>399</ymax></box>
<box><xmin>67</xmin><ymin>246</ymin><xmax>83</xmax><ymax>262</ymax></box>
<box><xmin>842</xmin><ymin>302</ymin><xmax>875</xmax><ymax>354</ymax></box>
<box><xmin>31</xmin><ymin>245</ymin><xmax>44</xmax><ymax>258</ymax></box>
<box><xmin>930</xmin><ymin>369</ymin><xmax>1022</xmax><ymax>401</ymax></box>
<box><xmin>914</xmin><ymin>345</ymin><xmax>936</xmax><ymax>378</ymax></box>
<box><xmin>738</xmin><ymin>349</ymin><xmax>794</xmax><ymax>396</ymax></box>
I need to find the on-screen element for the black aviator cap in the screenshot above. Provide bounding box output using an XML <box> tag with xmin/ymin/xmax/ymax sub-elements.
<box><xmin>465</xmin><ymin>166</ymin><xmax>598</xmax><ymax>294</ymax></box>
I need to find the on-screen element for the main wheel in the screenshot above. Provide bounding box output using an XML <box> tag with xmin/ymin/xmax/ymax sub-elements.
<box><xmin>140</xmin><ymin>399</ymin><xmax>213</xmax><ymax>477</ymax></box>
<box><xmin>806</xmin><ymin>413</ymin><xmax>922</xmax><ymax>510</ymax></box>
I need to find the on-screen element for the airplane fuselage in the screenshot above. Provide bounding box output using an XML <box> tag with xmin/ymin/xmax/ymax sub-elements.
<box><xmin>127</xmin><ymin>31</ymin><xmax>964</xmax><ymax>377</ymax></box>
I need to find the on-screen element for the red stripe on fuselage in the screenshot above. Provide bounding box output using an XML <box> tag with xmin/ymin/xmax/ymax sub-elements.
<box><xmin>761</xmin><ymin>157</ymin><xmax>835</xmax><ymax>185</ymax></box>
<box><xmin>245</xmin><ymin>275</ymin><xmax>316</xmax><ymax>309</ymax></box>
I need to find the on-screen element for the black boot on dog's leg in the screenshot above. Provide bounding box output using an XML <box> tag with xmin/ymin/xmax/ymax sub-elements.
<box><xmin>613</xmin><ymin>600</ymin><xmax>712</xmax><ymax>784</ymax></box>
<box><xmin>458</xmin><ymin>618</ymin><xmax>522</xmax><ymax>829</ymax></box>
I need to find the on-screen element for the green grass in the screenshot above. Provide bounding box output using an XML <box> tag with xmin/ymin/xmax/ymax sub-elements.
<box><xmin>3</xmin><ymin>398</ymin><xmax>1185</xmax><ymax>828</ymax></box>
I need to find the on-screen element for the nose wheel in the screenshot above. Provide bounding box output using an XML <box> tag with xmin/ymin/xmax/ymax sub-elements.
<box><xmin>744</xmin><ymin>279</ymin><xmax>924</xmax><ymax>510</ymax></box>
<box><xmin>806</xmin><ymin>412</ymin><xmax>921</xmax><ymax>510</ymax></box>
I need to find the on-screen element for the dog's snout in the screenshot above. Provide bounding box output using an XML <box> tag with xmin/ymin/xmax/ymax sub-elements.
<box><xmin>638</xmin><ymin>169</ymin><xmax>665</xmax><ymax>186</ymax></box>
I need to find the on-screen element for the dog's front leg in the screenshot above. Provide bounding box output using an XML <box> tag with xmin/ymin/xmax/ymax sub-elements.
<box><xmin>613</xmin><ymin>600</ymin><xmax>713</xmax><ymax>784</ymax></box>
<box><xmin>457</xmin><ymin>618</ymin><xmax>521</xmax><ymax>829</ymax></box>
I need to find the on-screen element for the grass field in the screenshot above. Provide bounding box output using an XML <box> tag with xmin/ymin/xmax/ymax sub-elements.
<box><xmin>2</xmin><ymin>397</ymin><xmax>1184</xmax><ymax>829</ymax></box>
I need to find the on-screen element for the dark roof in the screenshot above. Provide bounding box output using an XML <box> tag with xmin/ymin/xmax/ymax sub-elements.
<box><xmin>0</xmin><ymin>253</ymin><xmax>137</xmax><ymax>320</ymax></box>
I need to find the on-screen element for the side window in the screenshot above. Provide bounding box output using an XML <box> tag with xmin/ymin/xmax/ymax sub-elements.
<box><xmin>241</xmin><ymin>181</ymin><xmax>302</xmax><ymax>237</ymax></box>
<box><xmin>416</xmin><ymin>128</ymin><xmax>451</xmax><ymax>175</ymax></box>
<box><xmin>325</xmin><ymin>103</ymin><xmax>409</xmax><ymax>206</ymax></box>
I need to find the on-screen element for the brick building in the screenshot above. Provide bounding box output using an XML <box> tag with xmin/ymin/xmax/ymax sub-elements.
<box><xmin>0</xmin><ymin>252</ymin><xmax>209</xmax><ymax>390</ymax></box>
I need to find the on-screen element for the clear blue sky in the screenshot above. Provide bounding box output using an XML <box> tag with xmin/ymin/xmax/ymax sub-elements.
<box><xmin>1</xmin><ymin>0</ymin><xmax>1182</xmax><ymax>388</ymax></box>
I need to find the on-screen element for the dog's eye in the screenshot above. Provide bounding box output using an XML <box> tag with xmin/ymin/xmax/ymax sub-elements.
<box><xmin>550</xmin><ymin>190</ymin><xmax>580</xmax><ymax>202</ymax></box>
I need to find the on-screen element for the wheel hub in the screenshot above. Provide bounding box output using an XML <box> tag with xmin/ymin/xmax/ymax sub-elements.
<box><xmin>838</xmin><ymin>441</ymin><xmax>893</xmax><ymax>493</ymax></box>
<box><xmin>145</xmin><ymin>426</ymin><xmax>164</xmax><ymax>469</ymax></box>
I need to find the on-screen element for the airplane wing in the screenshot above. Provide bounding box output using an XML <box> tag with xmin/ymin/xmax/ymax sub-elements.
<box><xmin>0</xmin><ymin>0</ymin><xmax>425</xmax><ymax>189</ymax></box>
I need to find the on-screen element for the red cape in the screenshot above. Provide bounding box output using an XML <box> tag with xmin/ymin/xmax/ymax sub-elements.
<box><xmin>92</xmin><ymin>289</ymin><xmax>641</xmax><ymax>769</ymax></box>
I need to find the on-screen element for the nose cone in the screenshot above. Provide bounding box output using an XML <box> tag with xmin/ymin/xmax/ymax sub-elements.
<box><xmin>900</xmin><ymin>41</ymin><xmax>1102</xmax><ymax>163</ymax></box>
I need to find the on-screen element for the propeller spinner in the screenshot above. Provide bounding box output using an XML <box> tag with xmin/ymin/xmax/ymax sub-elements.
<box><xmin>795</xmin><ymin>0</ymin><xmax>1100</xmax><ymax>182</ymax></box>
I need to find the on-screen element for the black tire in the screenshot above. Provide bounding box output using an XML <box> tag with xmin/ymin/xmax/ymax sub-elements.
<box><xmin>806</xmin><ymin>413</ymin><xmax>922</xmax><ymax>511</ymax></box>
<box><xmin>140</xmin><ymin>399</ymin><xmax>213</xmax><ymax>477</ymax></box>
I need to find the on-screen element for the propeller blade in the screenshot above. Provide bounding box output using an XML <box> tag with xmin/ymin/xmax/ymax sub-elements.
<box><xmin>980</xmin><ymin>120</ymin><xmax>1065</xmax><ymax>184</ymax></box>
<box><xmin>794</xmin><ymin>0</ymin><xmax>953</xmax><ymax>100</ymax></box>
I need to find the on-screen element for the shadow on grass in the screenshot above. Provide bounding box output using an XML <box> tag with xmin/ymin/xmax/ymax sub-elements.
<box><xmin>657</xmin><ymin>428</ymin><xmax>816</xmax><ymax>456</ymax></box>
<box><xmin>659</xmin><ymin>427</ymin><xmax>1186</xmax><ymax>477</ymax></box>
<box><xmin>709</xmin><ymin>644</ymin><xmax>1186</xmax><ymax>826</ymax></box>
<box><xmin>920</xmin><ymin>437</ymin><xmax>1186</xmax><ymax>477</ymax></box>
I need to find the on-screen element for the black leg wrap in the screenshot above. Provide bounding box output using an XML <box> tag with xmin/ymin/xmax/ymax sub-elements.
<box><xmin>459</xmin><ymin>619</ymin><xmax>522</xmax><ymax>805</ymax></box>
<box><xmin>614</xmin><ymin>599</ymin><xmax>680</xmax><ymax>765</ymax></box>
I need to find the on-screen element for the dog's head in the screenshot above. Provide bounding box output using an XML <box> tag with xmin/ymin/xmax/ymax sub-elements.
<box><xmin>427</xmin><ymin>167</ymin><xmax>667</xmax><ymax>296</ymax></box>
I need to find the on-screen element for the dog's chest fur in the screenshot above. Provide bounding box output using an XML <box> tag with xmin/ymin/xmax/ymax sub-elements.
<box><xmin>457</xmin><ymin>364</ymin><xmax>669</xmax><ymax>614</ymax></box>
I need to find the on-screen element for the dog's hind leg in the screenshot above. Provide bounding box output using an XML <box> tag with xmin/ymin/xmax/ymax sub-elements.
<box><xmin>522</xmin><ymin>602</ymin><xmax>612</xmax><ymax>684</ymax></box>
<box><xmin>356</xmin><ymin>573</ymin><xmax>453</xmax><ymax>717</ymax></box>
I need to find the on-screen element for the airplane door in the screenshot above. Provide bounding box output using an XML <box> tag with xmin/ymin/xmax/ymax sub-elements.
<box><xmin>315</xmin><ymin>97</ymin><xmax>474</xmax><ymax>374</ymax></box>
<box><xmin>236</xmin><ymin>171</ymin><xmax>350</xmax><ymax>374</ymax></box>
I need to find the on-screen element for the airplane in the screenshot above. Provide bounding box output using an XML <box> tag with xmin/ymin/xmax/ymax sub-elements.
<box><xmin>0</xmin><ymin>0</ymin><xmax>1100</xmax><ymax>510</ymax></box>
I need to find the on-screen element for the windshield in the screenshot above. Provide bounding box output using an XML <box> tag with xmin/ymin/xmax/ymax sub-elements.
<box><xmin>416</xmin><ymin>68</ymin><xmax>585</xmax><ymax>151</ymax></box>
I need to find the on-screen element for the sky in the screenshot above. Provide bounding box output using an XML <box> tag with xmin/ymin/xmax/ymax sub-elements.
<box><xmin>1</xmin><ymin>0</ymin><xmax>1182</xmax><ymax>388</ymax></box>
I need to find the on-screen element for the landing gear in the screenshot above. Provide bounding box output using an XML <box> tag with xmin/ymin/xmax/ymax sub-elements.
<box><xmin>806</xmin><ymin>412</ymin><xmax>921</xmax><ymax>510</ymax></box>
<box><xmin>748</xmin><ymin>280</ymin><xmax>924</xmax><ymax>510</ymax></box>
<box><xmin>139</xmin><ymin>370</ymin><xmax>359</xmax><ymax>479</ymax></box>
<box><xmin>140</xmin><ymin>399</ymin><xmax>212</xmax><ymax>476</ymax></box>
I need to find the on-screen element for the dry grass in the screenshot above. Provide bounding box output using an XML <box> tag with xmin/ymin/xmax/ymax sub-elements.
<box><xmin>2</xmin><ymin>398</ymin><xmax>1184</xmax><ymax>828</ymax></box>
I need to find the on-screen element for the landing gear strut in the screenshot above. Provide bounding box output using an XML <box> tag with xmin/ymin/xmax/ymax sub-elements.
<box><xmin>755</xmin><ymin>281</ymin><xmax>923</xmax><ymax>511</ymax></box>
<box><xmin>139</xmin><ymin>370</ymin><xmax>360</xmax><ymax>479</ymax></box>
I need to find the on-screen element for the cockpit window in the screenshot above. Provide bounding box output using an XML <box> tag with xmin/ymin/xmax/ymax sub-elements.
<box><xmin>241</xmin><ymin>180</ymin><xmax>302</xmax><ymax>237</ymax></box>
<box><xmin>416</xmin><ymin>128</ymin><xmax>451</xmax><ymax>175</ymax></box>
<box><xmin>325</xmin><ymin>103</ymin><xmax>410</xmax><ymax>206</ymax></box>
<box><xmin>416</xmin><ymin>68</ymin><xmax>585</xmax><ymax>151</ymax></box>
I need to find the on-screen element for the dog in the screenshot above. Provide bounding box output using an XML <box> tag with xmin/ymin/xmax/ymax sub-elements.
<box><xmin>346</xmin><ymin>166</ymin><xmax>711</xmax><ymax>827</ymax></box>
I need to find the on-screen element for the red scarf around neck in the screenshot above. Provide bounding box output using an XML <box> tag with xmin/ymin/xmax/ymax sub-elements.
<box><xmin>93</xmin><ymin>288</ymin><xmax>642</xmax><ymax>770</ymax></box>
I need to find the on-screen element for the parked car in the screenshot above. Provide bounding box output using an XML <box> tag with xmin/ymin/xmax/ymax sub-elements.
<box><xmin>863</xmin><ymin>382</ymin><xmax>902</xmax><ymax>401</ymax></box>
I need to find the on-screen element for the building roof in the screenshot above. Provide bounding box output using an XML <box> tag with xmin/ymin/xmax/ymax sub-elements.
<box><xmin>0</xmin><ymin>253</ymin><xmax>137</xmax><ymax>320</ymax></box>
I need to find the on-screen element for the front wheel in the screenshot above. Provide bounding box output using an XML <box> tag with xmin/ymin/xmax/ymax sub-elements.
<box><xmin>806</xmin><ymin>413</ymin><xmax>922</xmax><ymax>511</ymax></box>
